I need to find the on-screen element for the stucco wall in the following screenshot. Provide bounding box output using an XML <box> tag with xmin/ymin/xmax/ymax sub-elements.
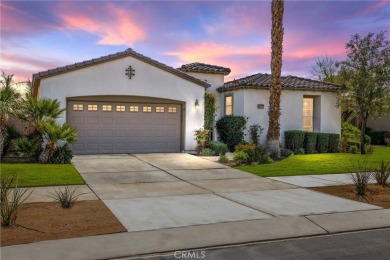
<box><xmin>38</xmin><ymin>56</ymin><xmax>205</xmax><ymax>151</ymax></box>
<box><xmin>231</xmin><ymin>89</ymin><xmax>341</xmax><ymax>146</ymax></box>
<box><xmin>367</xmin><ymin>112</ymin><xmax>390</xmax><ymax>131</ymax></box>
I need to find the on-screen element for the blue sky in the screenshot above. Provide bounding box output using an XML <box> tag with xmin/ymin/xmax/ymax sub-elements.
<box><xmin>1</xmin><ymin>0</ymin><xmax>389</xmax><ymax>82</ymax></box>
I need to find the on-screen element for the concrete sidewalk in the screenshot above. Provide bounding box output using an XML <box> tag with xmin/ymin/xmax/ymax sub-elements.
<box><xmin>268</xmin><ymin>173</ymin><xmax>378</xmax><ymax>187</ymax></box>
<box><xmin>2</xmin><ymin>209</ymin><xmax>390</xmax><ymax>260</ymax></box>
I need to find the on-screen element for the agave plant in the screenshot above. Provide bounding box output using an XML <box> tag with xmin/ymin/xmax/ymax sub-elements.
<box><xmin>349</xmin><ymin>158</ymin><xmax>374</xmax><ymax>202</ymax></box>
<box><xmin>47</xmin><ymin>186</ymin><xmax>86</xmax><ymax>208</ymax></box>
<box><xmin>39</xmin><ymin>119</ymin><xmax>77</xmax><ymax>163</ymax></box>
<box><xmin>375</xmin><ymin>160</ymin><xmax>390</xmax><ymax>187</ymax></box>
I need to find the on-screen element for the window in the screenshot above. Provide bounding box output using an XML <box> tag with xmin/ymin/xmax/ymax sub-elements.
<box><xmin>156</xmin><ymin>106</ymin><xmax>165</xmax><ymax>113</ymax></box>
<box><xmin>116</xmin><ymin>105</ymin><xmax>126</xmax><ymax>112</ymax></box>
<box><xmin>88</xmin><ymin>104</ymin><xmax>98</xmax><ymax>111</ymax></box>
<box><xmin>129</xmin><ymin>105</ymin><xmax>139</xmax><ymax>112</ymax></box>
<box><xmin>224</xmin><ymin>95</ymin><xmax>233</xmax><ymax>115</ymax></box>
<box><xmin>102</xmin><ymin>105</ymin><xmax>112</xmax><ymax>111</ymax></box>
<box><xmin>143</xmin><ymin>106</ymin><xmax>152</xmax><ymax>113</ymax></box>
<box><xmin>303</xmin><ymin>98</ymin><xmax>313</xmax><ymax>132</ymax></box>
<box><xmin>73</xmin><ymin>104</ymin><xmax>83</xmax><ymax>111</ymax></box>
<box><xmin>168</xmin><ymin>107</ymin><xmax>177</xmax><ymax>113</ymax></box>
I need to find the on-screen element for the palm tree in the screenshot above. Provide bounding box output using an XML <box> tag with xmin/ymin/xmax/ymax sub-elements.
<box><xmin>267</xmin><ymin>0</ymin><xmax>284</xmax><ymax>154</ymax></box>
<box><xmin>19</xmin><ymin>90</ymin><xmax>65</xmax><ymax>135</ymax></box>
<box><xmin>0</xmin><ymin>72</ymin><xmax>21</xmax><ymax>154</ymax></box>
<box><xmin>39</xmin><ymin>119</ymin><xmax>77</xmax><ymax>163</ymax></box>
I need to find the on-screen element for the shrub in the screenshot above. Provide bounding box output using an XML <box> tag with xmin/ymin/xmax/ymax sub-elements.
<box><xmin>233</xmin><ymin>151</ymin><xmax>249</xmax><ymax>166</ymax></box>
<box><xmin>375</xmin><ymin>160</ymin><xmax>390</xmax><ymax>187</ymax></box>
<box><xmin>208</xmin><ymin>141</ymin><xmax>228</xmax><ymax>156</ymax></box>
<box><xmin>284</xmin><ymin>130</ymin><xmax>305</xmax><ymax>152</ymax></box>
<box><xmin>365</xmin><ymin>144</ymin><xmax>374</xmax><ymax>155</ymax></box>
<box><xmin>340</xmin><ymin>122</ymin><xmax>360</xmax><ymax>153</ymax></box>
<box><xmin>1</xmin><ymin>126</ymin><xmax>22</xmax><ymax>159</ymax></box>
<box><xmin>235</xmin><ymin>143</ymin><xmax>267</xmax><ymax>164</ymax></box>
<box><xmin>349</xmin><ymin>159</ymin><xmax>373</xmax><ymax>202</ymax></box>
<box><xmin>46</xmin><ymin>144</ymin><xmax>74</xmax><ymax>164</ymax></box>
<box><xmin>1</xmin><ymin>175</ymin><xmax>32</xmax><ymax>227</ymax></box>
<box><xmin>349</xmin><ymin>145</ymin><xmax>359</xmax><ymax>154</ymax></box>
<box><xmin>281</xmin><ymin>149</ymin><xmax>294</xmax><ymax>158</ymax></box>
<box><xmin>216</xmin><ymin>115</ymin><xmax>247</xmax><ymax>151</ymax></box>
<box><xmin>366</xmin><ymin>131</ymin><xmax>389</xmax><ymax>145</ymax></box>
<box><xmin>317</xmin><ymin>133</ymin><xmax>329</xmax><ymax>153</ymax></box>
<box><xmin>304</xmin><ymin>132</ymin><xmax>317</xmax><ymax>154</ymax></box>
<box><xmin>328</xmin><ymin>133</ymin><xmax>340</xmax><ymax>153</ymax></box>
<box><xmin>248</xmin><ymin>124</ymin><xmax>264</xmax><ymax>145</ymax></box>
<box><xmin>13</xmin><ymin>136</ymin><xmax>41</xmax><ymax>162</ymax></box>
<box><xmin>200</xmin><ymin>148</ymin><xmax>214</xmax><ymax>156</ymax></box>
<box><xmin>194</xmin><ymin>128</ymin><xmax>209</xmax><ymax>154</ymax></box>
<box><xmin>295</xmin><ymin>148</ymin><xmax>305</xmax><ymax>155</ymax></box>
<box><xmin>204</xmin><ymin>93</ymin><xmax>218</xmax><ymax>140</ymax></box>
<box><xmin>384</xmin><ymin>132</ymin><xmax>390</xmax><ymax>147</ymax></box>
<box><xmin>218</xmin><ymin>154</ymin><xmax>229</xmax><ymax>163</ymax></box>
<box><xmin>269</xmin><ymin>150</ymin><xmax>281</xmax><ymax>161</ymax></box>
<box><xmin>48</xmin><ymin>186</ymin><xmax>85</xmax><ymax>208</ymax></box>
<box><xmin>259</xmin><ymin>155</ymin><xmax>274</xmax><ymax>164</ymax></box>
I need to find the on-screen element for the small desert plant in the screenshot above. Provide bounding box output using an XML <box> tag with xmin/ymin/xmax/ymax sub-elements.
<box><xmin>218</xmin><ymin>154</ymin><xmax>229</xmax><ymax>163</ymax></box>
<box><xmin>0</xmin><ymin>175</ymin><xmax>32</xmax><ymax>227</ymax></box>
<box><xmin>48</xmin><ymin>186</ymin><xmax>84</xmax><ymax>208</ymax></box>
<box><xmin>375</xmin><ymin>160</ymin><xmax>390</xmax><ymax>187</ymax></box>
<box><xmin>349</xmin><ymin>159</ymin><xmax>373</xmax><ymax>202</ymax></box>
<box><xmin>200</xmin><ymin>148</ymin><xmax>214</xmax><ymax>156</ymax></box>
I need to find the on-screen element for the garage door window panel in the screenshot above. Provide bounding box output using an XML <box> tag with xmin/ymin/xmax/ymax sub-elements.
<box><xmin>73</xmin><ymin>104</ymin><xmax>84</xmax><ymax>111</ymax></box>
<box><xmin>130</xmin><ymin>105</ymin><xmax>139</xmax><ymax>112</ymax></box>
<box><xmin>168</xmin><ymin>107</ymin><xmax>177</xmax><ymax>113</ymax></box>
<box><xmin>102</xmin><ymin>105</ymin><xmax>112</xmax><ymax>111</ymax></box>
<box><xmin>116</xmin><ymin>105</ymin><xmax>126</xmax><ymax>112</ymax></box>
<box><xmin>88</xmin><ymin>104</ymin><xmax>98</xmax><ymax>111</ymax></box>
<box><xmin>156</xmin><ymin>106</ymin><xmax>165</xmax><ymax>113</ymax></box>
<box><xmin>143</xmin><ymin>106</ymin><xmax>152</xmax><ymax>113</ymax></box>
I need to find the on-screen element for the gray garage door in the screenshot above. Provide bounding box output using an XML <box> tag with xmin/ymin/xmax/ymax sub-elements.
<box><xmin>67</xmin><ymin>101</ymin><xmax>181</xmax><ymax>154</ymax></box>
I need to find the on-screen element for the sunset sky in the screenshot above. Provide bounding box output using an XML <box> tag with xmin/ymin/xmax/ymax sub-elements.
<box><xmin>1</xmin><ymin>0</ymin><xmax>389</xmax><ymax>83</ymax></box>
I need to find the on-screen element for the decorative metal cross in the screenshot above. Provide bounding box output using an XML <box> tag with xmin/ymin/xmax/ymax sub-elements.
<box><xmin>125</xmin><ymin>66</ymin><xmax>135</xmax><ymax>79</ymax></box>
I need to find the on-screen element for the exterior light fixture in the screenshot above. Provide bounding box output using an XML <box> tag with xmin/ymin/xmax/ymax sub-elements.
<box><xmin>195</xmin><ymin>99</ymin><xmax>199</xmax><ymax>108</ymax></box>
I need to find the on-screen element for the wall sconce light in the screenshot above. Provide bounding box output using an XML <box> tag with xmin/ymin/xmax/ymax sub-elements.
<box><xmin>195</xmin><ymin>99</ymin><xmax>199</xmax><ymax>108</ymax></box>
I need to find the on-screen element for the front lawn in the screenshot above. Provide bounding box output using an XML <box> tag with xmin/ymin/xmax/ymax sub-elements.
<box><xmin>237</xmin><ymin>146</ymin><xmax>390</xmax><ymax>177</ymax></box>
<box><xmin>0</xmin><ymin>164</ymin><xmax>85</xmax><ymax>187</ymax></box>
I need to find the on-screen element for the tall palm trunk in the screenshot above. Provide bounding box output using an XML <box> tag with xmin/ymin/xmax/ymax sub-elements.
<box><xmin>267</xmin><ymin>0</ymin><xmax>284</xmax><ymax>153</ymax></box>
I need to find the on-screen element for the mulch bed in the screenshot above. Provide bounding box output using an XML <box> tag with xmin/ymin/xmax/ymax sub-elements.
<box><xmin>1</xmin><ymin>200</ymin><xmax>127</xmax><ymax>246</ymax></box>
<box><xmin>311</xmin><ymin>184</ymin><xmax>390</xmax><ymax>208</ymax></box>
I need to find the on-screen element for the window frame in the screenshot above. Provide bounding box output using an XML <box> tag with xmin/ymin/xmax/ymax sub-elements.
<box><xmin>303</xmin><ymin>97</ymin><xmax>314</xmax><ymax>132</ymax></box>
<box><xmin>224</xmin><ymin>94</ymin><xmax>234</xmax><ymax>116</ymax></box>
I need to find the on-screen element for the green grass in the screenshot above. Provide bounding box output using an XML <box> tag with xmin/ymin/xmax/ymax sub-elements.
<box><xmin>0</xmin><ymin>164</ymin><xmax>85</xmax><ymax>187</ymax></box>
<box><xmin>237</xmin><ymin>146</ymin><xmax>390</xmax><ymax>177</ymax></box>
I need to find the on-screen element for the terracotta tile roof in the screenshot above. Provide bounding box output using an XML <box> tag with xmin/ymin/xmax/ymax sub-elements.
<box><xmin>32</xmin><ymin>48</ymin><xmax>210</xmax><ymax>88</ymax></box>
<box><xmin>178</xmin><ymin>62</ymin><xmax>231</xmax><ymax>75</ymax></box>
<box><xmin>217</xmin><ymin>73</ymin><xmax>342</xmax><ymax>92</ymax></box>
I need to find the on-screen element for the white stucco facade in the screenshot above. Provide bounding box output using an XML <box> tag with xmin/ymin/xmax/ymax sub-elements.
<box><xmin>38</xmin><ymin>55</ymin><xmax>206</xmax><ymax>152</ymax></box>
<box><xmin>236</xmin><ymin>89</ymin><xmax>341</xmax><ymax>145</ymax></box>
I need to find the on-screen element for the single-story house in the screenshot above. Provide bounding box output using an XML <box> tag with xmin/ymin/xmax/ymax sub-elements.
<box><xmin>33</xmin><ymin>48</ymin><xmax>341</xmax><ymax>154</ymax></box>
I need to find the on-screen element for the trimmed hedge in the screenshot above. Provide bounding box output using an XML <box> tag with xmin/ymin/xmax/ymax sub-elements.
<box><xmin>208</xmin><ymin>141</ymin><xmax>228</xmax><ymax>156</ymax></box>
<box><xmin>317</xmin><ymin>133</ymin><xmax>329</xmax><ymax>153</ymax></box>
<box><xmin>328</xmin><ymin>133</ymin><xmax>340</xmax><ymax>153</ymax></box>
<box><xmin>285</xmin><ymin>130</ymin><xmax>340</xmax><ymax>154</ymax></box>
<box><xmin>216</xmin><ymin>115</ymin><xmax>247</xmax><ymax>151</ymax></box>
<box><xmin>284</xmin><ymin>130</ymin><xmax>305</xmax><ymax>152</ymax></box>
<box><xmin>366</xmin><ymin>131</ymin><xmax>389</xmax><ymax>145</ymax></box>
<box><xmin>304</xmin><ymin>132</ymin><xmax>317</xmax><ymax>154</ymax></box>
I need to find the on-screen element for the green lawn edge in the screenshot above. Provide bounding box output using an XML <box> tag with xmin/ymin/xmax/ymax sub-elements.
<box><xmin>236</xmin><ymin>146</ymin><xmax>390</xmax><ymax>177</ymax></box>
<box><xmin>0</xmin><ymin>164</ymin><xmax>85</xmax><ymax>187</ymax></box>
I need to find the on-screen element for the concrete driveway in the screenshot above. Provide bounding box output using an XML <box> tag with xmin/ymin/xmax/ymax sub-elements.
<box><xmin>72</xmin><ymin>153</ymin><xmax>381</xmax><ymax>233</ymax></box>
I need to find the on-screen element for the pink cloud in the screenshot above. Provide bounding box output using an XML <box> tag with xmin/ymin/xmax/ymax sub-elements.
<box><xmin>357</xmin><ymin>0</ymin><xmax>389</xmax><ymax>16</ymax></box>
<box><xmin>58</xmin><ymin>3</ymin><xmax>146</xmax><ymax>46</ymax></box>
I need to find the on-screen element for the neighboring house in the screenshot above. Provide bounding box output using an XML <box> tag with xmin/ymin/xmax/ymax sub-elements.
<box><xmin>179</xmin><ymin>65</ymin><xmax>342</xmax><ymax>145</ymax></box>
<box><xmin>367</xmin><ymin>112</ymin><xmax>390</xmax><ymax>132</ymax></box>
<box><xmin>33</xmin><ymin>48</ymin><xmax>342</xmax><ymax>154</ymax></box>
